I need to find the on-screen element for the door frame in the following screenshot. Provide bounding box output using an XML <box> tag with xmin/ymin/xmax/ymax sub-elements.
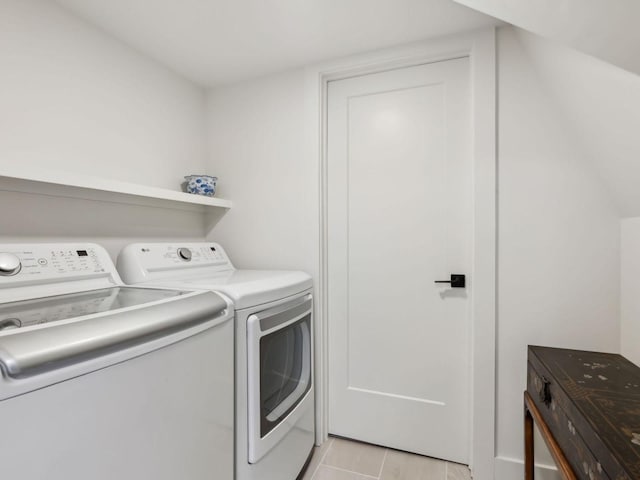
<box><xmin>306</xmin><ymin>28</ymin><xmax>496</xmax><ymax>480</ymax></box>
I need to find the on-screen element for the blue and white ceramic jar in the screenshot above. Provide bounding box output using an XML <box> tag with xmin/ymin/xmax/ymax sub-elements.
<box><xmin>184</xmin><ymin>175</ymin><xmax>217</xmax><ymax>196</ymax></box>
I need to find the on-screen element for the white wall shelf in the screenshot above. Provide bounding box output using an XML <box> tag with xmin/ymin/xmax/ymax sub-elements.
<box><xmin>0</xmin><ymin>167</ymin><xmax>232</xmax><ymax>212</ymax></box>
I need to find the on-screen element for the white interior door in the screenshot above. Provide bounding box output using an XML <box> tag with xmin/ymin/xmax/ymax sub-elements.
<box><xmin>327</xmin><ymin>57</ymin><xmax>472</xmax><ymax>464</ymax></box>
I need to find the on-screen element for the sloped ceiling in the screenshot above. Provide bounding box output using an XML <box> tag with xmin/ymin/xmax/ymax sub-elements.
<box><xmin>513</xmin><ymin>28</ymin><xmax>640</xmax><ymax>218</ymax></box>
<box><xmin>452</xmin><ymin>0</ymin><xmax>640</xmax><ymax>217</ymax></box>
<box><xmin>55</xmin><ymin>0</ymin><xmax>499</xmax><ymax>86</ymax></box>
<box><xmin>453</xmin><ymin>0</ymin><xmax>640</xmax><ymax>77</ymax></box>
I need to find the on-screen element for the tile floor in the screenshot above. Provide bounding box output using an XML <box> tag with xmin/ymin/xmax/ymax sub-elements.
<box><xmin>301</xmin><ymin>437</ymin><xmax>472</xmax><ymax>480</ymax></box>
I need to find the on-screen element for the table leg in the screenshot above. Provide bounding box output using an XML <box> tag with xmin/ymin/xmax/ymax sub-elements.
<box><xmin>525</xmin><ymin>396</ymin><xmax>535</xmax><ymax>480</ymax></box>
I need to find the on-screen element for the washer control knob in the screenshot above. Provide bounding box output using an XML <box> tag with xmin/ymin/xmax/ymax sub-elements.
<box><xmin>177</xmin><ymin>248</ymin><xmax>192</xmax><ymax>261</ymax></box>
<box><xmin>0</xmin><ymin>253</ymin><xmax>21</xmax><ymax>276</ymax></box>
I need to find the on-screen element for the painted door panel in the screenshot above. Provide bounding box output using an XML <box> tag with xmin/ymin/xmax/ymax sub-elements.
<box><xmin>327</xmin><ymin>57</ymin><xmax>472</xmax><ymax>463</ymax></box>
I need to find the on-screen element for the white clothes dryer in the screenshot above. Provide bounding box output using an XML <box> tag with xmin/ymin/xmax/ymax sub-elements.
<box><xmin>117</xmin><ymin>242</ymin><xmax>315</xmax><ymax>480</ymax></box>
<box><xmin>0</xmin><ymin>243</ymin><xmax>234</xmax><ymax>480</ymax></box>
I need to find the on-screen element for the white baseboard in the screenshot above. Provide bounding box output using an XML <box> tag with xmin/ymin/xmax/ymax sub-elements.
<box><xmin>493</xmin><ymin>456</ymin><xmax>561</xmax><ymax>480</ymax></box>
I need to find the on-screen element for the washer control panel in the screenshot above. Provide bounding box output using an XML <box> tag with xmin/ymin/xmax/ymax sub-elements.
<box><xmin>0</xmin><ymin>244</ymin><xmax>110</xmax><ymax>285</ymax></box>
<box><xmin>117</xmin><ymin>242</ymin><xmax>233</xmax><ymax>283</ymax></box>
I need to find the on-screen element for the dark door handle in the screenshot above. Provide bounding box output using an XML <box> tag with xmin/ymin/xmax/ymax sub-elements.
<box><xmin>434</xmin><ymin>274</ymin><xmax>466</xmax><ymax>288</ymax></box>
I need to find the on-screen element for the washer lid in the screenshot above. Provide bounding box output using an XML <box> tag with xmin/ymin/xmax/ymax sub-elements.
<box><xmin>162</xmin><ymin>269</ymin><xmax>312</xmax><ymax>309</ymax></box>
<box><xmin>0</xmin><ymin>286</ymin><xmax>186</xmax><ymax>331</ymax></box>
<box><xmin>0</xmin><ymin>289</ymin><xmax>229</xmax><ymax>379</ymax></box>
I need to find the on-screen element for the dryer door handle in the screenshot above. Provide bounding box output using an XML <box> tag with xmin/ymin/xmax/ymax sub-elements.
<box><xmin>252</xmin><ymin>294</ymin><xmax>312</xmax><ymax>333</ymax></box>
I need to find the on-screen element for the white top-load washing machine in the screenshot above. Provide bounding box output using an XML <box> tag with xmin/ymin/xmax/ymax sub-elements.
<box><xmin>0</xmin><ymin>243</ymin><xmax>234</xmax><ymax>480</ymax></box>
<box><xmin>117</xmin><ymin>242</ymin><xmax>315</xmax><ymax>480</ymax></box>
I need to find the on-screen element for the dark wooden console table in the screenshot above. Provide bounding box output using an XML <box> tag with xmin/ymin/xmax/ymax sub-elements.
<box><xmin>525</xmin><ymin>346</ymin><xmax>640</xmax><ymax>480</ymax></box>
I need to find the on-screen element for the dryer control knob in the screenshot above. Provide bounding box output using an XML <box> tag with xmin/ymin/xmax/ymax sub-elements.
<box><xmin>0</xmin><ymin>253</ymin><xmax>21</xmax><ymax>276</ymax></box>
<box><xmin>177</xmin><ymin>248</ymin><xmax>192</xmax><ymax>261</ymax></box>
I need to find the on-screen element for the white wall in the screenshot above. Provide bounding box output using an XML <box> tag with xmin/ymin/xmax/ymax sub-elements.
<box><xmin>0</xmin><ymin>190</ymin><xmax>206</xmax><ymax>260</ymax></box>
<box><xmin>512</xmin><ymin>29</ymin><xmax>640</xmax><ymax>219</ymax></box>
<box><xmin>495</xmin><ymin>26</ymin><xmax>620</xmax><ymax>479</ymax></box>
<box><xmin>0</xmin><ymin>0</ymin><xmax>207</xmax><ymax>189</ymax></box>
<box><xmin>205</xmin><ymin>26</ymin><xmax>622</xmax><ymax>480</ymax></box>
<box><xmin>205</xmin><ymin>69</ymin><xmax>318</xmax><ymax>278</ymax></box>
<box><xmin>621</xmin><ymin>217</ymin><xmax>640</xmax><ymax>366</ymax></box>
<box><xmin>0</xmin><ymin>0</ymin><xmax>210</xmax><ymax>259</ymax></box>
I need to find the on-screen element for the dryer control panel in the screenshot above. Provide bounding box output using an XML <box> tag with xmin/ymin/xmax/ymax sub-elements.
<box><xmin>117</xmin><ymin>242</ymin><xmax>234</xmax><ymax>284</ymax></box>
